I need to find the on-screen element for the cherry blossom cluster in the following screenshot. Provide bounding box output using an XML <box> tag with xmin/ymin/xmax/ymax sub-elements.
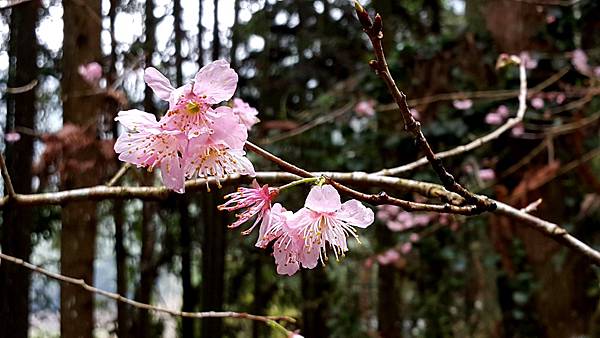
<box><xmin>114</xmin><ymin>60</ymin><xmax>259</xmax><ymax>192</ymax></box>
<box><xmin>219</xmin><ymin>182</ymin><xmax>375</xmax><ymax>276</ymax></box>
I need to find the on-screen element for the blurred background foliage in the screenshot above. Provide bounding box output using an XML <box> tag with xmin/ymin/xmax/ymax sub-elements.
<box><xmin>1</xmin><ymin>0</ymin><xmax>600</xmax><ymax>337</ymax></box>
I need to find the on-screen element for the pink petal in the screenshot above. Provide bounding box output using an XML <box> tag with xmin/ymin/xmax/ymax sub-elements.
<box><xmin>337</xmin><ymin>200</ymin><xmax>374</xmax><ymax>229</ymax></box>
<box><xmin>193</xmin><ymin>60</ymin><xmax>238</xmax><ymax>104</ymax></box>
<box><xmin>115</xmin><ymin>109</ymin><xmax>160</xmax><ymax>130</ymax></box>
<box><xmin>144</xmin><ymin>67</ymin><xmax>175</xmax><ymax>101</ymax></box>
<box><xmin>304</xmin><ymin>184</ymin><xmax>342</xmax><ymax>213</ymax></box>
<box><xmin>160</xmin><ymin>155</ymin><xmax>185</xmax><ymax>193</ymax></box>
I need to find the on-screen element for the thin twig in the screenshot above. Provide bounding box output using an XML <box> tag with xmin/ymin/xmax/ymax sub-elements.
<box><xmin>106</xmin><ymin>163</ymin><xmax>132</xmax><ymax>187</ymax></box>
<box><xmin>372</xmin><ymin>58</ymin><xmax>528</xmax><ymax>176</ymax></box>
<box><xmin>354</xmin><ymin>3</ymin><xmax>494</xmax><ymax>211</ymax></box>
<box><xmin>245</xmin><ymin>141</ymin><xmax>483</xmax><ymax>215</ymax></box>
<box><xmin>5</xmin><ymin>79</ymin><xmax>38</xmax><ymax>94</ymax></box>
<box><xmin>0</xmin><ymin>251</ymin><xmax>295</xmax><ymax>334</ymax></box>
<box><xmin>0</xmin><ymin>154</ymin><xmax>16</xmax><ymax>198</ymax></box>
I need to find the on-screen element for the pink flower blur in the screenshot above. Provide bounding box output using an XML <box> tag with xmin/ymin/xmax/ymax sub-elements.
<box><xmin>520</xmin><ymin>52</ymin><xmax>538</xmax><ymax>70</ymax></box>
<box><xmin>355</xmin><ymin>100</ymin><xmax>376</xmax><ymax>117</ymax></box>
<box><xmin>452</xmin><ymin>99</ymin><xmax>473</xmax><ymax>110</ymax></box>
<box><xmin>377</xmin><ymin>249</ymin><xmax>400</xmax><ymax>265</ymax></box>
<box><xmin>531</xmin><ymin>97</ymin><xmax>544</xmax><ymax>109</ymax></box>
<box><xmin>114</xmin><ymin>60</ymin><xmax>256</xmax><ymax>193</ymax></box>
<box><xmin>232</xmin><ymin>98</ymin><xmax>260</xmax><ymax>130</ymax></box>
<box><xmin>5</xmin><ymin>132</ymin><xmax>21</xmax><ymax>143</ymax></box>
<box><xmin>218</xmin><ymin>180</ymin><xmax>278</xmax><ymax>233</ymax></box>
<box><xmin>572</xmin><ymin>49</ymin><xmax>591</xmax><ymax>75</ymax></box>
<box><xmin>511</xmin><ymin>123</ymin><xmax>525</xmax><ymax>137</ymax></box>
<box><xmin>478</xmin><ymin>168</ymin><xmax>496</xmax><ymax>181</ymax></box>
<box><xmin>78</xmin><ymin>62</ymin><xmax>102</xmax><ymax>85</ymax></box>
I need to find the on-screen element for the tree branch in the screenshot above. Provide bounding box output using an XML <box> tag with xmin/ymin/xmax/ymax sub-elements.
<box><xmin>0</xmin><ymin>153</ymin><xmax>16</xmax><ymax>199</ymax></box>
<box><xmin>354</xmin><ymin>3</ymin><xmax>494</xmax><ymax>211</ymax></box>
<box><xmin>0</xmin><ymin>251</ymin><xmax>295</xmax><ymax>335</ymax></box>
<box><xmin>373</xmin><ymin>60</ymin><xmax>528</xmax><ymax>176</ymax></box>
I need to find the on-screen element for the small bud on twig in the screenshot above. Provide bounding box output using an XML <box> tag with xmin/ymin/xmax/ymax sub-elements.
<box><xmin>354</xmin><ymin>1</ymin><xmax>373</xmax><ymax>29</ymax></box>
<box><xmin>373</xmin><ymin>14</ymin><xmax>383</xmax><ymax>36</ymax></box>
<box><xmin>368</xmin><ymin>60</ymin><xmax>380</xmax><ymax>73</ymax></box>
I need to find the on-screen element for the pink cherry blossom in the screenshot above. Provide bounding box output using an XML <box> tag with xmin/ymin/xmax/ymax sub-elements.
<box><xmin>113</xmin><ymin>111</ymin><xmax>186</xmax><ymax>189</ymax></box>
<box><xmin>452</xmin><ymin>99</ymin><xmax>473</xmax><ymax>110</ymax></box>
<box><xmin>78</xmin><ymin>62</ymin><xmax>102</xmax><ymax>85</ymax></box>
<box><xmin>232</xmin><ymin>98</ymin><xmax>260</xmax><ymax>130</ymax></box>
<box><xmin>410</xmin><ymin>108</ymin><xmax>420</xmax><ymax>120</ymax></box>
<box><xmin>183</xmin><ymin>108</ymin><xmax>255</xmax><ymax>182</ymax></box>
<box><xmin>531</xmin><ymin>97</ymin><xmax>544</xmax><ymax>109</ymax></box>
<box><xmin>145</xmin><ymin>60</ymin><xmax>238</xmax><ymax>134</ymax></box>
<box><xmin>4</xmin><ymin>132</ymin><xmax>21</xmax><ymax>143</ymax></box>
<box><xmin>255</xmin><ymin>203</ymin><xmax>290</xmax><ymax>248</ymax></box>
<box><xmin>218</xmin><ymin>180</ymin><xmax>279</xmax><ymax>233</ymax></box>
<box><xmin>409</xmin><ymin>233</ymin><xmax>420</xmax><ymax>243</ymax></box>
<box><xmin>288</xmin><ymin>185</ymin><xmax>374</xmax><ymax>266</ymax></box>
<box><xmin>114</xmin><ymin>110</ymin><xmax>187</xmax><ymax>193</ymax></box>
<box><xmin>272</xmin><ymin>208</ymin><xmax>320</xmax><ymax>276</ymax></box>
<box><xmin>355</xmin><ymin>100</ymin><xmax>376</xmax><ymax>117</ymax></box>
<box><xmin>595</xmin><ymin>67</ymin><xmax>600</xmax><ymax>78</ymax></box>
<box><xmin>555</xmin><ymin>93</ymin><xmax>566</xmax><ymax>104</ymax></box>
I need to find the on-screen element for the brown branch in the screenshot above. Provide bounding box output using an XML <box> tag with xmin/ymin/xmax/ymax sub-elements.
<box><xmin>0</xmin><ymin>171</ymin><xmax>464</xmax><ymax>208</ymax></box>
<box><xmin>0</xmin><ymin>251</ymin><xmax>295</xmax><ymax>334</ymax></box>
<box><xmin>106</xmin><ymin>163</ymin><xmax>131</xmax><ymax>187</ymax></box>
<box><xmin>0</xmin><ymin>154</ymin><xmax>16</xmax><ymax>198</ymax></box>
<box><xmin>354</xmin><ymin>3</ymin><xmax>494</xmax><ymax>211</ymax></box>
<box><xmin>373</xmin><ymin>60</ymin><xmax>528</xmax><ymax>176</ymax></box>
<box><xmin>245</xmin><ymin>141</ymin><xmax>482</xmax><ymax>215</ymax></box>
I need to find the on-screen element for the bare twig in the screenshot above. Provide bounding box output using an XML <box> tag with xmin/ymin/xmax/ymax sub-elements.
<box><xmin>5</xmin><ymin>79</ymin><xmax>38</xmax><ymax>94</ymax></box>
<box><xmin>0</xmin><ymin>0</ymin><xmax>32</xmax><ymax>9</ymax></box>
<box><xmin>261</xmin><ymin>102</ymin><xmax>355</xmax><ymax>145</ymax></box>
<box><xmin>0</xmin><ymin>154</ymin><xmax>16</xmax><ymax>198</ymax></box>
<box><xmin>521</xmin><ymin>198</ymin><xmax>543</xmax><ymax>213</ymax></box>
<box><xmin>494</xmin><ymin>201</ymin><xmax>600</xmax><ymax>264</ymax></box>
<box><xmin>354</xmin><ymin>3</ymin><xmax>494</xmax><ymax>211</ymax></box>
<box><xmin>0</xmin><ymin>251</ymin><xmax>295</xmax><ymax>334</ymax></box>
<box><xmin>372</xmin><ymin>58</ymin><xmax>528</xmax><ymax>176</ymax></box>
<box><xmin>106</xmin><ymin>163</ymin><xmax>132</xmax><ymax>187</ymax></box>
<box><xmin>245</xmin><ymin>141</ymin><xmax>483</xmax><ymax>215</ymax></box>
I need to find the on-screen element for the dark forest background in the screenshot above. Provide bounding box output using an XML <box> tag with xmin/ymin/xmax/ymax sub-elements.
<box><xmin>1</xmin><ymin>0</ymin><xmax>600</xmax><ymax>337</ymax></box>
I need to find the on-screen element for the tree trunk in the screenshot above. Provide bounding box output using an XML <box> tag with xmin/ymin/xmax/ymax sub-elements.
<box><xmin>200</xmin><ymin>192</ymin><xmax>227</xmax><ymax>338</ymax></box>
<box><xmin>212</xmin><ymin>0</ymin><xmax>220</xmax><ymax>61</ymax></box>
<box><xmin>301</xmin><ymin>268</ymin><xmax>330</xmax><ymax>338</ymax></box>
<box><xmin>0</xmin><ymin>2</ymin><xmax>38</xmax><ymax>338</ymax></box>
<box><xmin>174</xmin><ymin>0</ymin><xmax>184</xmax><ymax>86</ymax></box>
<box><xmin>60</xmin><ymin>0</ymin><xmax>102</xmax><ymax>337</ymax></box>
<box><xmin>179</xmin><ymin>196</ymin><xmax>195</xmax><ymax>338</ymax></box>
<box><xmin>197</xmin><ymin>0</ymin><xmax>204</xmax><ymax>66</ymax></box>
<box><xmin>230</xmin><ymin>0</ymin><xmax>240</xmax><ymax>67</ymax></box>
<box><xmin>376</xmin><ymin>225</ymin><xmax>402</xmax><ymax>338</ymax></box>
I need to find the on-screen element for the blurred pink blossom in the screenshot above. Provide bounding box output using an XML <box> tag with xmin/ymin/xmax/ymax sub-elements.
<box><xmin>355</xmin><ymin>99</ymin><xmax>376</xmax><ymax>117</ymax></box>
<box><xmin>478</xmin><ymin>168</ymin><xmax>496</xmax><ymax>181</ymax></box>
<box><xmin>232</xmin><ymin>98</ymin><xmax>260</xmax><ymax>130</ymax></box>
<box><xmin>511</xmin><ymin>123</ymin><xmax>525</xmax><ymax>137</ymax></box>
<box><xmin>400</xmin><ymin>242</ymin><xmax>412</xmax><ymax>254</ymax></box>
<box><xmin>409</xmin><ymin>233</ymin><xmax>420</xmax><ymax>243</ymax></box>
<box><xmin>572</xmin><ymin>49</ymin><xmax>591</xmax><ymax>75</ymax></box>
<box><xmin>520</xmin><ymin>52</ymin><xmax>538</xmax><ymax>69</ymax></box>
<box><xmin>453</xmin><ymin>99</ymin><xmax>473</xmax><ymax>110</ymax></box>
<box><xmin>595</xmin><ymin>67</ymin><xmax>600</xmax><ymax>78</ymax></box>
<box><xmin>485</xmin><ymin>112</ymin><xmax>504</xmax><ymax>125</ymax></box>
<box><xmin>546</xmin><ymin>15</ymin><xmax>556</xmax><ymax>24</ymax></box>
<box><xmin>5</xmin><ymin>132</ymin><xmax>21</xmax><ymax>143</ymax></box>
<box><xmin>555</xmin><ymin>93</ymin><xmax>566</xmax><ymax>104</ymax></box>
<box><xmin>78</xmin><ymin>62</ymin><xmax>102</xmax><ymax>85</ymax></box>
<box><xmin>531</xmin><ymin>97</ymin><xmax>544</xmax><ymax>109</ymax></box>
<box><xmin>410</xmin><ymin>108</ymin><xmax>420</xmax><ymax>120</ymax></box>
<box><xmin>377</xmin><ymin>249</ymin><xmax>400</xmax><ymax>265</ymax></box>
